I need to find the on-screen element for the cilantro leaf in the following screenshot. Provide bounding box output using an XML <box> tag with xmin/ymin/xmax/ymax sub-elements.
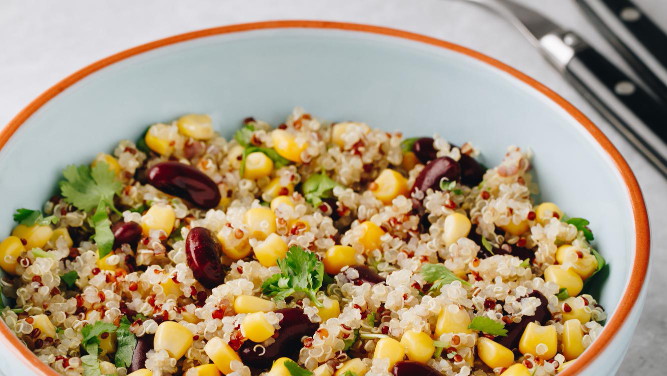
<box><xmin>301</xmin><ymin>173</ymin><xmax>342</xmax><ymax>207</ymax></box>
<box><xmin>234</xmin><ymin>124</ymin><xmax>255</xmax><ymax>147</ymax></box>
<box><xmin>566</xmin><ymin>218</ymin><xmax>594</xmax><ymax>242</ymax></box>
<box><xmin>400</xmin><ymin>137</ymin><xmax>420</xmax><ymax>153</ymax></box>
<box><xmin>81</xmin><ymin>354</ymin><xmax>102</xmax><ymax>376</ymax></box>
<box><xmin>343</xmin><ymin>372</ymin><xmax>358</xmax><ymax>376</ymax></box>
<box><xmin>590</xmin><ymin>248</ymin><xmax>605</xmax><ymax>273</ymax></box>
<box><xmin>433</xmin><ymin>340</ymin><xmax>448</xmax><ymax>358</ymax></box>
<box><xmin>135</xmin><ymin>127</ymin><xmax>151</xmax><ymax>154</ymax></box>
<box><xmin>481</xmin><ymin>236</ymin><xmax>494</xmax><ymax>255</ymax></box>
<box><xmin>556</xmin><ymin>287</ymin><xmax>570</xmax><ymax>300</ymax></box>
<box><xmin>13</xmin><ymin>209</ymin><xmax>58</xmax><ymax>226</ymax></box>
<box><xmin>440</xmin><ymin>179</ymin><xmax>456</xmax><ymax>191</ymax></box>
<box><xmin>261</xmin><ymin>246</ymin><xmax>324</xmax><ymax>307</ymax></box>
<box><xmin>92</xmin><ymin>201</ymin><xmax>115</xmax><ymax>258</ymax></box>
<box><xmin>343</xmin><ymin>329</ymin><xmax>359</xmax><ymax>351</ymax></box>
<box><xmin>519</xmin><ymin>259</ymin><xmax>530</xmax><ymax>268</ymax></box>
<box><xmin>421</xmin><ymin>264</ymin><xmax>469</xmax><ymax>294</ymax></box>
<box><xmin>60</xmin><ymin>162</ymin><xmax>122</xmax><ymax>213</ymax></box>
<box><xmin>114</xmin><ymin>317</ymin><xmax>136</xmax><ymax>368</ymax></box>
<box><xmin>240</xmin><ymin>146</ymin><xmax>290</xmax><ymax>177</ymax></box>
<box><xmin>30</xmin><ymin>249</ymin><xmax>57</xmax><ymax>259</ymax></box>
<box><xmin>468</xmin><ymin>316</ymin><xmax>507</xmax><ymax>336</ymax></box>
<box><xmin>284</xmin><ymin>360</ymin><xmax>313</xmax><ymax>376</ymax></box>
<box><xmin>82</xmin><ymin>322</ymin><xmax>118</xmax><ymax>345</ymax></box>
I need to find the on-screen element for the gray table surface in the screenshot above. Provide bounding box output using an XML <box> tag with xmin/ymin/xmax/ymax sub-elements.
<box><xmin>1</xmin><ymin>1</ymin><xmax>665</xmax><ymax>374</ymax></box>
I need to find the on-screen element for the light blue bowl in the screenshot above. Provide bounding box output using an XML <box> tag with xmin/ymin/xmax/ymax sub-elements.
<box><xmin>0</xmin><ymin>21</ymin><xmax>650</xmax><ymax>376</ymax></box>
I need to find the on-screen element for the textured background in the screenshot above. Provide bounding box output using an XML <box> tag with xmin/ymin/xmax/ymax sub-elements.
<box><xmin>0</xmin><ymin>1</ymin><xmax>665</xmax><ymax>374</ymax></box>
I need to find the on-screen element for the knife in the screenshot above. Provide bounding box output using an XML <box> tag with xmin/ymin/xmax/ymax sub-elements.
<box><xmin>576</xmin><ymin>0</ymin><xmax>667</xmax><ymax>104</ymax></box>
<box><xmin>461</xmin><ymin>0</ymin><xmax>667</xmax><ymax>178</ymax></box>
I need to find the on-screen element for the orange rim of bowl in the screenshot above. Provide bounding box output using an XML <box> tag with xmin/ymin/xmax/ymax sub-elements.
<box><xmin>0</xmin><ymin>21</ymin><xmax>649</xmax><ymax>376</ymax></box>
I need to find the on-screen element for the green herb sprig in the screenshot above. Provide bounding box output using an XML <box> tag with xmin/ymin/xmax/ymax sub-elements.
<box><xmin>262</xmin><ymin>246</ymin><xmax>325</xmax><ymax>307</ymax></box>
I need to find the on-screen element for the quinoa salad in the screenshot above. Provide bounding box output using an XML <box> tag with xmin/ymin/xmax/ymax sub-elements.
<box><xmin>0</xmin><ymin>108</ymin><xmax>607</xmax><ymax>376</ymax></box>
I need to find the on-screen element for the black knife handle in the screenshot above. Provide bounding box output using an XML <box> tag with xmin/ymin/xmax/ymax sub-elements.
<box><xmin>576</xmin><ymin>0</ymin><xmax>667</xmax><ymax>102</ymax></box>
<box><xmin>564</xmin><ymin>45</ymin><xmax>667</xmax><ymax>177</ymax></box>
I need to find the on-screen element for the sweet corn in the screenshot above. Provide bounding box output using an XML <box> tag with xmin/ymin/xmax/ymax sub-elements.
<box><xmin>443</xmin><ymin>213</ymin><xmax>472</xmax><ymax>247</ymax></box>
<box><xmin>145</xmin><ymin>123</ymin><xmax>176</xmax><ymax>156</ymax></box>
<box><xmin>154</xmin><ymin>321</ymin><xmax>194</xmax><ymax>359</ymax></box>
<box><xmin>544</xmin><ymin>265</ymin><xmax>583</xmax><ymax>297</ymax></box>
<box><xmin>270</xmin><ymin>196</ymin><xmax>295</xmax><ymax>212</ymax></box>
<box><xmin>253</xmin><ymin>233</ymin><xmax>288</xmax><ymax>267</ymax></box>
<box><xmin>97</xmin><ymin>253</ymin><xmax>117</xmax><ymax>271</ymax></box>
<box><xmin>177</xmin><ymin>114</ymin><xmax>214</xmax><ymax>140</ymax></box>
<box><xmin>500</xmin><ymin>364</ymin><xmax>531</xmax><ymax>376</ymax></box>
<box><xmin>371</xmin><ymin>169</ymin><xmax>409</xmax><ymax>204</ymax></box>
<box><xmin>263</xmin><ymin>177</ymin><xmax>294</xmax><ymax>201</ymax></box>
<box><xmin>357</xmin><ymin>221</ymin><xmax>385</xmax><ymax>253</ymax></box>
<box><xmin>555</xmin><ymin>245</ymin><xmax>598</xmax><ymax>280</ymax></box>
<box><xmin>160</xmin><ymin>278</ymin><xmax>182</xmax><ymax>298</ymax></box>
<box><xmin>318</xmin><ymin>297</ymin><xmax>341</xmax><ymax>322</ymax></box>
<box><xmin>373</xmin><ymin>337</ymin><xmax>405</xmax><ymax>370</ymax></box>
<box><xmin>243</xmin><ymin>207</ymin><xmax>276</xmax><ymax>240</ymax></box>
<box><xmin>227</xmin><ymin>145</ymin><xmax>245</xmax><ymax>170</ymax></box>
<box><xmin>241</xmin><ymin>312</ymin><xmax>275</xmax><ymax>342</ymax></box>
<box><xmin>400</xmin><ymin>330</ymin><xmax>435</xmax><ymax>363</ymax></box>
<box><xmin>477</xmin><ymin>337</ymin><xmax>514</xmax><ymax>369</ymax></box>
<box><xmin>182</xmin><ymin>311</ymin><xmax>201</xmax><ymax>324</ymax></box>
<box><xmin>435</xmin><ymin>305</ymin><xmax>473</xmax><ymax>336</ymax></box>
<box><xmin>558</xmin><ymin>361</ymin><xmax>574</xmax><ymax>372</ymax></box>
<box><xmin>267</xmin><ymin>357</ymin><xmax>291</xmax><ymax>376</ymax></box>
<box><xmin>12</xmin><ymin>224</ymin><xmax>53</xmax><ymax>250</ymax></box>
<box><xmin>313</xmin><ymin>364</ymin><xmax>333</xmax><ymax>376</ymax></box>
<box><xmin>0</xmin><ymin>236</ymin><xmax>26</xmax><ymax>274</ymax></box>
<box><xmin>128</xmin><ymin>370</ymin><xmax>153</xmax><ymax>376</ymax></box>
<box><xmin>535</xmin><ymin>202</ymin><xmax>563</xmax><ymax>225</ymax></box>
<box><xmin>334</xmin><ymin>358</ymin><xmax>368</xmax><ymax>376</ymax></box>
<box><xmin>141</xmin><ymin>204</ymin><xmax>176</xmax><ymax>237</ymax></box>
<box><xmin>48</xmin><ymin>228</ymin><xmax>73</xmax><ymax>248</ymax></box>
<box><xmin>272</xmin><ymin>129</ymin><xmax>308</xmax><ymax>163</ymax></box>
<box><xmin>92</xmin><ymin>153</ymin><xmax>122</xmax><ymax>176</ymax></box>
<box><xmin>331</xmin><ymin>122</ymin><xmax>369</xmax><ymax>148</ymax></box>
<box><xmin>323</xmin><ymin>245</ymin><xmax>357</xmax><ymax>274</ymax></box>
<box><xmin>205</xmin><ymin>337</ymin><xmax>241</xmax><ymax>375</ymax></box>
<box><xmin>244</xmin><ymin>152</ymin><xmax>273</xmax><ymax>180</ymax></box>
<box><xmin>562</xmin><ymin>319</ymin><xmax>585</xmax><ymax>360</ymax></box>
<box><xmin>401</xmin><ymin>151</ymin><xmax>420</xmax><ymax>171</ymax></box>
<box><xmin>186</xmin><ymin>364</ymin><xmax>222</xmax><ymax>376</ymax></box>
<box><xmin>500</xmin><ymin>219</ymin><xmax>530</xmax><ymax>236</ymax></box>
<box><xmin>561</xmin><ymin>297</ymin><xmax>592</xmax><ymax>324</ymax></box>
<box><xmin>99</xmin><ymin>332</ymin><xmax>117</xmax><ymax>357</ymax></box>
<box><xmin>217</xmin><ymin>231</ymin><xmax>252</xmax><ymax>260</ymax></box>
<box><xmin>31</xmin><ymin>314</ymin><xmax>56</xmax><ymax>339</ymax></box>
<box><xmin>518</xmin><ymin>322</ymin><xmax>557</xmax><ymax>359</ymax></box>
<box><xmin>233</xmin><ymin>295</ymin><xmax>276</xmax><ymax>314</ymax></box>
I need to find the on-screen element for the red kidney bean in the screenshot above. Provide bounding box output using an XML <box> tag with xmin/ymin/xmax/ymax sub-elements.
<box><xmin>495</xmin><ymin>291</ymin><xmax>550</xmax><ymax>350</ymax></box>
<box><xmin>393</xmin><ymin>361</ymin><xmax>441</xmax><ymax>376</ymax></box>
<box><xmin>185</xmin><ymin>227</ymin><xmax>226</xmax><ymax>289</ymax></box>
<box><xmin>459</xmin><ymin>154</ymin><xmax>486</xmax><ymax>187</ymax></box>
<box><xmin>147</xmin><ymin>162</ymin><xmax>221</xmax><ymax>209</ymax></box>
<box><xmin>412</xmin><ymin>137</ymin><xmax>438</xmax><ymax>163</ymax></box>
<box><xmin>468</xmin><ymin>226</ymin><xmax>535</xmax><ymax>261</ymax></box>
<box><xmin>239</xmin><ymin>308</ymin><xmax>319</xmax><ymax>369</ymax></box>
<box><xmin>128</xmin><ymin>334</ymin><xmax>153</xmax><ymax>373</ymax></box>
<box><xmin>349</xmin><ymin>265</ymin><xmax>385</xmax><ymax>284</ymax></box>
<box><xmin>410</xmin><ymin>157</ymin><xmax>460</xmax><ymax>208</ymax></box>
<box><xmin>112</xmin><ymin>221</ymin><xmax>143</xmax><ymax>249</ymax></box>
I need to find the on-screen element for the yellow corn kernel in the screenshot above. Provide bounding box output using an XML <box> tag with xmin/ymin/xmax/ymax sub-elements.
<box><xmin>500</xmin><ymin>364</ymin><xmax>531</xmax><ymax>376</ymax></box>
<box><xmin>31</xmin><ymin>314</ymin><xmax>56</xmax><ymax>339</ymax></box>
<box><xmin>96</xmin><ymin>253</ymin><xmax>117</xmax><ymax>271</ymax></box>
<box><xmin>145</xmin><ymin>123</ymin><xmax>176</xmax><ymax>156</ymax></box>
<box><xmin>331</xmin><ymin>122</ymin><xmax>357</xmax><ymax>148</ymax></box>
<box><xmin>313</xmin><ymin>364</ymin><xmax>333</xmax><ymax>376</ymax></box>
<box><xmin>0</xmin><ymin>236</ymin><xmax>26</xmax><ymax>275</ymax></box>
<box><xmin>267</xmin><ymin>357</ymin><xmax>292</xmax><ymax>376</ymax></box>
<box><xmin>12</xmin><ymin>224</ymin><xmax>53</xmax><ymax>250</ymax></box>
<box><xmin>335</xmin><ymin>358</ymin><xmax>368</xmax><ymax>376</ymax></box>
<box><xmin>556</xmin><ymin>245</ymin><xmax>598</xmax><ymax>280</ymax></box>
<box><xmin>535</xmin><ymin>202</ymin><xmax>563</xmax><ymax>225</ymax></box>
<box><xmin>141</xmin><ymin>204</ymin><xmax>176</xmax><ymax>237</ymax></box>
<box><xmin>253</xmin><ymin>233</ymin><xmax>288</xmax><ymax>267</ymax></box>
<box><xmin>518</xmin><ymin>322</ymin><xmax>557</xmax><ymax>359</ymax></box>
<box><xmin>561</xmin><ymin>297</ymin><xmax>592</xmax><ymax>324</ymax></box>
<box><xmin>177</xmin><ymin>114</ymin><xmax>214</xmax><ymax>140</ymax></box>
<box><xmin>562</xmin><ymin>319</ymin><xmax>585</xmax><ymax>360</ymax></box>
<box><xmin>318</xmin><ymin>297</ymin><xmax>341</xmax><ymax>322</ymax></box>
<box><xmin>357</xmin><ymin>221</ymin><xmax>385</xmax><ymax>253</ymax></box>
<box><xmin>477</xmin><ymin>337</ymin><xmax>514</xmax><ymax>369</ymax></box>
<box><xmin>48</xmin><ymin>228</ymin><xmax>73</xmax><ymax>248</ymax></box>
<box><xmin>99</xmin><ymin>332</ymin><xmax>117</xmax><ymax>357</ymax></box>
<box><xmin>241</xmin><ymin>312</ymin><xmax>275</xmax><ymax>342</ymax></box>
<box><xmin>401</xmin><ymin>151</ymin><xmax>420</xmax><ymax>171</ymax></box>
<box><xmin>435</xmin><ymin>305</ymin><xmax>473</xmax><ymax>336</ymax></box>
<box><xmin>544</xmin><ymin>265</ymin><xmax>583</xmax><ymax>297</ymax></box>
<box><xmin>373</xmin><ymin>337</ymin><xmax>405</xmax><ymax>370</ymax></box>
<box><xmin>323</xmin><ymin>245</ymin><xmax>357</xmax><ymax>274</ymax></box>
<box><xmin>154</xmin><ymin>321</ymin><xmax>194</xmax><ymax>359</ymax></box>
<box><xmin>204</xmin><ymin>337</ymin><xmax>241</xmax><ymax>375</ymax></box>
<box><xmin>443</xmin><ymin>213</ymin><xmax>472</xmax><ymax>247</ymax></box>
<box><xmin>243</xmin><ymin>207</ymin><xmax>276</xmax><ymax>240</ymax></box>
<box><xmin>558</xmin><ymin>360</ymin><xmax>574</xmax><ymax>372</ymax></box>
<box><xmin>161</xmin><ymin>278</ymin><xmax>182</xmax><ymax>298</ymax></box>
<box><xmin>186</xmin><ymin>364</ymin><xmax>222</xmax><ymax>376</ymax></box>
<box><xmin>227</xmin><ymin>145</ymin><xmax>245</xmax><ymax>170</ymax></box>
<box><xmin>182</xmin><ymin>311</ymin><xmax>201</xmax><ymax>324</ymax></box>
<box><xmin>233</xmin><ymin>295</ymin><xmax>276</xmax><ymax>314</ymax></box>
<box><xmin>263</xmin><ymin>177</ymin><xmax>294</xmax><ymax>201</ymax></box>
<box><xmin>128</xmin><ymin>370</ymin><xmax>153</xmax><ymax>376</ymax></box>
<box><xmin>217</xmin><ymin>231</ymin><xmax>252</xmax><ymax>260</ymax></box>
<box><xmin>270</xmin><ymin>196</ymin><xmax>295</xmax><ymax>212</ymax></box>
<box><xmin>92</xmin><ymin>153</ymin><xmax>122</xmax><ymax>175</ymax></box>
<box><xmin>272</xmin><ymin>129</ymin><xmax>308</xmax><ymax>163</ymax></box>
<box><xmin>244</xmin><ymin>152</ymin><xmax>273</xmax><ymax>180</ymax></box>
<box><xmin>371</xmin><ymin>169</ymin><xmax>409</xmax><ymax>205</ymax></box>
<box><xmin>500</xmin><ymin>220</ymin><xmax>530</xmax><ymax>236</ymax></box>
<box><xmin>400</xmin><ymin>330</ymin><xmax>435</xmax><ymax>363</ymax></box>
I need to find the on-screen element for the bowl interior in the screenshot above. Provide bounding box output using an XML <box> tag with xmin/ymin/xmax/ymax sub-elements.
<box><xmin>0</xmin><ymin>27</ymin><xmax>634</xmax><ymax>322</ymax></box>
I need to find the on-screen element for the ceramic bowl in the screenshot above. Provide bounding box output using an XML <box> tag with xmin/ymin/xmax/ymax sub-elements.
<box><xmin>0</xmin><ymin>21</ymin><xmax>649</xmax><ymax>375</ymax></box>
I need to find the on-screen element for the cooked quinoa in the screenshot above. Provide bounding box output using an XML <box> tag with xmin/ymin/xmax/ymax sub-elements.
<box><xmin>0</xmin><ymin>108</ymin><xmax>607</xmax><ymax>376</ymax></box>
